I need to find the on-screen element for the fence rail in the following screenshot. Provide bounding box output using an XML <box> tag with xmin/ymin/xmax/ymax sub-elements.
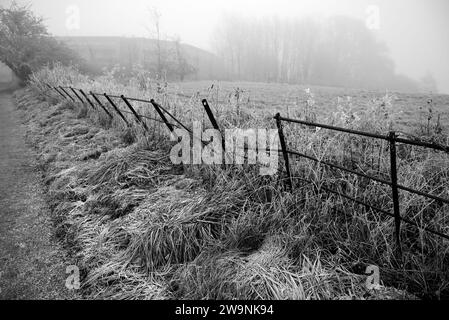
<box><xmin>41</xmin><ymin>83</ymin><xmax>449</xmax><ymax>252</ymax></box>
<box><xmin>274</xmin><ymin>113</ymin><xmax>449</xmax><ymax>252</ymax></box>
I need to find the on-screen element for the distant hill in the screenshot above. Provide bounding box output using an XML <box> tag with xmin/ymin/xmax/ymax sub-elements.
<box><xmin>57</xmin><ymin>36</ymin><xmax>227</xmax><ymax>81</ymax></box>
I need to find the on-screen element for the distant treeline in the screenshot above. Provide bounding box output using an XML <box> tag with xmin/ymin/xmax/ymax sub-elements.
<box><xmin>0</xmin><ymin>2</ymin><xmax>438</xmax><ymax>92</ymax></box>
<box><xmin>212</xmin><ymin>14</ymin><xmax>437</xmax><ymax>93</ymax></box>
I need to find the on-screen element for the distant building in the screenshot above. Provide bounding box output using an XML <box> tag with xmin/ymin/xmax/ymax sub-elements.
<box><xmin>58</xmin><ymin>36</ymin><xmax>227</xmax><ymax>81</ymax></box>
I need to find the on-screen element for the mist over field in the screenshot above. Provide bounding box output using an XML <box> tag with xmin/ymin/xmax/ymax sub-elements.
<box><xmin>1</xmin><ymin>0</ymin><xmax>449</xmax><ymax>304</ymax></box>
<box><xmin>2</xmin><ymin>0</ymin><xmax>448</xmax><ymax>93</ymax></box>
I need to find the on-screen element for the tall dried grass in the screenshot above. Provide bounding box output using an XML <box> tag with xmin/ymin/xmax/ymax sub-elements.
<box><xmin>19</xmin><ymin>63</ymin><xmax>449</xmax><ymax>300</ymax></box>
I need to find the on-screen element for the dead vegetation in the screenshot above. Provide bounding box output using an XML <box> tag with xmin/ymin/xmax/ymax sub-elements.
<box><xmin>12</xmin><ymin>65</ymin><xmax>449</xmax><ymax>300</ymax></box>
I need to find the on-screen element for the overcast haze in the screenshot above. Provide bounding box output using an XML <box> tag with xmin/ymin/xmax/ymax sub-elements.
<box><xmin>4</xmin><ymin>0</ymin><xmax>449</xmax><ymax>93</ymax></box>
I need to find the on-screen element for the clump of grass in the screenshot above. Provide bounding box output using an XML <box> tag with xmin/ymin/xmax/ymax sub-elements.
<box><xmin>80</xmin><ymin>145</ymin><xmax>175</xmax><ymax>190</ymax></box>
<box><xmin>119</xmin><ymin>127</ymin><xmax>136</xmax><ymax>145</ymax></box>
<box><xmin>63</xmin><ymin>124</ymin><xmax>90</xmax><ymax>138</ymax></box>
<box><xmin>83</xmin><ymin>264</ymin><xmax>167</xmax><ymax>300</ymax></box>
<box><xmin>76</xmin><ymin>103</ymin><xmax>89</xmax><ymax>119</ymax></box>
<box><xmin>171</xmin><ymin>235</ymin><xmax>368</xmax><ymax>300</ymax></box>
<box><xmin>122</xmin><ymin>174</ymin><xmax>248</xmax><ymax>272</ymax></box>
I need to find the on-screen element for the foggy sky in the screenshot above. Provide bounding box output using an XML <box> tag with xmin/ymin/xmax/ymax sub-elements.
<box><xmin>3</xmin><ymin>0</ymin><xmax>449</xmax><ymax>93</ymax></box>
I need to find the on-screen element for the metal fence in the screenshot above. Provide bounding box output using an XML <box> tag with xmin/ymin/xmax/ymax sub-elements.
<box><xmin>274</xmin><ymin>113</ymin><xmax>449</xmax><ymax>254</ymax></box>
<box><xmin>42</xmin><ymin>83</ymin><xmax>449</xmax><ymax>253</ymax></box>
<box><xmin>43</xmin><ymin>83</ymin><xmax>223</xmax><ymax>147</ymax></box>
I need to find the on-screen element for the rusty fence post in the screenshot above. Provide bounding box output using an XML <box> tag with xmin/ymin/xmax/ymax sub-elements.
<box><xmin>44</xmin><ymin>83</ymin><xmax>54</xmax><ymax>95</ymax></box>
<box><xmin>59</xmin><ymin>86</ymin><xmax>75</xmax><ymax>102</ymax></box>
<box><xmin>121</xmin><ymin>95</ymin><xmax>148</xmax><ymax>131</ymax></box>
<box><xmin>78</xmin><ymin>89</ymin><xmax>96</xmax><ymax>111</ymax></box>
<box><xmin>275</xmin><ymin>113</ymin><xmax>293</xmax><ymax>191</ymax></box>
<box><xmin>70</xmin><ymin>87</ymin><xmax>85</xmax><ymax>104</ymax></box>
<box><xmin>52</xmin><ymin>86</ymin><xmax>69</xmax><ymax>100</ymax></box>
<box><xmin>202</xmin><ymin>99</ymin><xmax>226</xmax><ymax>159</ymax></box>
<box><xmin>56</xmin><ymin>86</ymin><xmax>73</xmax><ymax>101</ymax></box>
<box><xmin>389</xmin><ymin>131</ymin><xmax>402</xmax><ymax>257</ymax></box>
<box><xmin>150</xmin><ymin>99</ymin><xmax>174</xmax><ymax>133</ymax></box>
<box><xmin>201</xmin><ymin>99</ymin><xmax>220</xmax><ymax>132</ymax></box>
<box><xmin>90</xmin><ymin>92</ymin><xmax>113</xmax><ymax>119</ymax></box>
<box><xmin>104</xmin><ymin>93</ymin><xmax>129</xmax><ymax>126</ymax></box>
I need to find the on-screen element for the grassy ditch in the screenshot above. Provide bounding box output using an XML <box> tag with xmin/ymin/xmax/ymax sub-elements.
<box><xmin>13</xmin><ymin>65</ymin><xmax>449</xmax><ymax>299</ymax></box>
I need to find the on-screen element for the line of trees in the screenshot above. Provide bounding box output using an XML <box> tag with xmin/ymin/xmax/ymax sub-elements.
<box><xmin>1</xmin><ymin>2</ymin><xmax>437</xmax><ymax>92</ymax></box>
<box><xmin>0</xmin><ymin>2</ymin><xmax>81</xmax><ymax>82</ymax></box>
<box><xmin>212</xmin><ymin>14</ymin><xmax>425</xmax><ymax>92</ymax></box>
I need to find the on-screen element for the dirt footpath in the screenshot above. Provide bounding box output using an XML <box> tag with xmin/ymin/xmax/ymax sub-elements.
<box><xmin>0</xmin><ymin>85</ymin><xmax>78</xmax><ymax>299</ymax></box>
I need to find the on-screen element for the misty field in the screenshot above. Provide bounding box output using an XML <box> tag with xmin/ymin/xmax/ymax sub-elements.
<box><xmin>11</xmin><ymin>64</ymin><xmax>445</xmax><ymax>301</ymax></box>
<box><xmin>171</xmin><ymin>80</ymin><xmax>449</xmax><ymax>134</ymax></box>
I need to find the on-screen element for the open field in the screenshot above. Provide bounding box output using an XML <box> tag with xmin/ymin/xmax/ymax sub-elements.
<box><xmin>13</xmin><ymin>65</ymin><xmax>448</xmax><ymax>300</ymax></box>
<box><xmin>171</xmin><ymin>80</ymin><xmax>449</xmax><ymax>135</ymax></box>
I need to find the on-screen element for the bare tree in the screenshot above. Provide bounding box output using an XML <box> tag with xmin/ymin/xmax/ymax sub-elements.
<box><xmin>147</xmin><ymin>6</ymin><xmax>164</xmax><ymax>77</ymax></box>
<box><xmin>173</xmin><ymin>35</ymin><xmax>195</xmax><ymax>81</ymax></box>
